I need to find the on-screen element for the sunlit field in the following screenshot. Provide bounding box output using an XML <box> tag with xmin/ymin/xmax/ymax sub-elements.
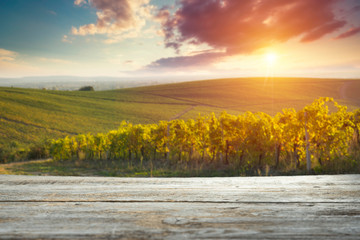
<box><xmin>2</xmin><ymin>77</ymin><xmax>360</xmax><ymax>149</ymax></box>
<box><xmin>1</xmin><ymin>77</ymin><xmax>359</xmax><ymax>176</ymax></box>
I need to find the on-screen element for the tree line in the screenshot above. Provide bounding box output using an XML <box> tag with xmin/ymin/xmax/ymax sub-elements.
<box><xmin>49</xmin><ymin>98</ymin><xmax>360</xmax><ymax>174</ymax></box>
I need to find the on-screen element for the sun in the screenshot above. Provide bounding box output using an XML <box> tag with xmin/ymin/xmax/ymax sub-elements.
<box><xmin>265</xmin><ymin>52</ymin><xmax>277</xmax><ymax>65</ymax></box>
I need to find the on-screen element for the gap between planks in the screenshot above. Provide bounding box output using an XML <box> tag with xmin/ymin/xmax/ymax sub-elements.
<box><xmin>1</xmin><ymin>200</ymin><xmax>359</xmax><ymax>204</ymax></box>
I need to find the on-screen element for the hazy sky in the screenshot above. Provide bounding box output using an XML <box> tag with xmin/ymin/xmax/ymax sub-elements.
<box><xmin>1</xmin><ymin>0</ymin><xmax>360</xmax><ymax>79</ymax></box>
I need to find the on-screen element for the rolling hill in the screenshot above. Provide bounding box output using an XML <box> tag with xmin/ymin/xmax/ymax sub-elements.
<box><xmin>1</xmin><ymin>77</ymin><xmax>360</xmax><ymax>150</ymax></box>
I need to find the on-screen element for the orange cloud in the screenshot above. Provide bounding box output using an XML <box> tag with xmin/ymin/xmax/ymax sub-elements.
<box><xmin>0</xmin><ymin>48</ymin><xmax>17</xmax><ymax>62</ymax></box>
<box><xmin>74</xmin><ymin>0</ymin><xmax>87</xmax><ymax>6</ymax></box>
<box><xmin>71</xmin><ymin>0</ymin><xmax>153</xmax><ymax>42</ymax></box>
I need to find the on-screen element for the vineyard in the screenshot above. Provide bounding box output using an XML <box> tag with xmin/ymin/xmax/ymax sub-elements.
<box><xmin>50</xmin><ymin>98</ymin><xmax>360</xmax><ymax>175</ymax></box>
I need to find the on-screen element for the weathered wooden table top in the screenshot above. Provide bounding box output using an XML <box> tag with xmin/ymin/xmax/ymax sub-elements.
<box><xmin>0</xmin><ymin>174</ymin><xmax>359</xmax><ymax>239</ymax></box>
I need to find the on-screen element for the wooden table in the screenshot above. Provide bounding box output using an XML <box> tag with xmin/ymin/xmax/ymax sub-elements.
<box><xmin>1</xmin><ymin>175</ymin><xmax>359</xmax><ymax>239</ymax></box>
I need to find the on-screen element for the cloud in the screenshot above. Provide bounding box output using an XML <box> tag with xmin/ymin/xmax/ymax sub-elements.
<box><xmin>0</xmin><ymin>48</ymin><xmax>18</xmax><ymax>62</ymax></box>
<box><xmin>0</xmin><ymin>49</ymin><xmax>39</xmax><ymax>77</ymax></box>
<box><xmin>150</xmin><ymin>0</ymin><xmax>351</xmax><ymax>70</ymax></box>
<box><xmin>352</xmin><ymin>5</ymin><xmax>360</xmax><ymax>12</ymax></box>
<box><xmin>38</xmin><ymin>57</ymin><xmax>73</xmax><ymax>64</ymax></box>
<box><xmin>159</xmin><ymin>0</ymin><xmax>346</xmax><ymax>53</ymax></box>
<box><xmin>146</xmin><ymin>52</ymin><xmax>225</xmax><ymax>70</ymax></box>
<box><xmin>74</xmin><ymin>0</ymin><xmax>87</xmax><ymax>6</ymax></box>
<box><xmin>62</xmin><ymin>35</ymin><xmax>72</xmax><ymax>43</ymax></box>
<box><xmin>71</xmin><ymin>0</ymin><xmax>154</xmax><ymax>43</ymax></box>
<box><xmin>47</xmin><ymin>10</ymin><xmax>57</xmax><ymax>15</ymax></box>
<box><xmin>334</xmin><ymin>26</ymin><xmax>360</xmax><ymax>39</ymax></box>
<box><xmin>300</xmin><ymin>21</ymin><xmax>346</xmax><ymax>42</ymax></box>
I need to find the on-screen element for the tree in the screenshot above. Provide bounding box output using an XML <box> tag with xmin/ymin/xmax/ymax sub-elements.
<box><xmin>48</xmin><ymin>97</ymin><xmax>359</xmax><ymax>175</ymax></box>
<box><xmin>276</xmin><ymin>108</ymin><xmax>304</xmax><ymax>169</ymax></box>
<box><xmin>299</xmin><ymin>98</ymin><xmax>354</xmax><ymax>169</ymax></box>
<box><xmin>78</xmin><ymin>86</ymin><xmax>94</xmax><ymax>91</ymax></box>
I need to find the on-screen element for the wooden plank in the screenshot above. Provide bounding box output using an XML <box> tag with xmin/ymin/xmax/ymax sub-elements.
<box><xmin>0</xmin><ymin>175</ymin><xmax>359</xmax><ymax>239</ymax></box>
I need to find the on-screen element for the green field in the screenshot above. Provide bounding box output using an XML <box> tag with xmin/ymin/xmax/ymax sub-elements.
<box><xmin>1</xmin><ymin>77</ymin><xmax>360</xmax><ymax>161</ymax></box>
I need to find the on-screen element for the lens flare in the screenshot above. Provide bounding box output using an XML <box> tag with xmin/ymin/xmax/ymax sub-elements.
<box><xmin>265</xmin><ymin>52</ymin><xmax>277</xmax><ymax>65</ymax></box>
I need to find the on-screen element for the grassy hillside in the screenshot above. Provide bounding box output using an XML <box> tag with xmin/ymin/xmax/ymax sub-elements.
<box><xmin>0</xmin><ymin>87</ymin><xmax>188</xmax><ymax>147</ymax></box>
<box><xmin>137</xmin><ymin>77</ymin><xmax>360</xmax><ymax>116</ymax></box>
<box><xmin>1</xmin><ymin>77</ymin><xmax>360</xmax><ymax>161</ymax></box>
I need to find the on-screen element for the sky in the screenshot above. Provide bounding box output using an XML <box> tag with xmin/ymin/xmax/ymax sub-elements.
<box><xmin>0</xmin><ymin>0</ymin><xmax>360</xmax><ymax>79</ymax></box>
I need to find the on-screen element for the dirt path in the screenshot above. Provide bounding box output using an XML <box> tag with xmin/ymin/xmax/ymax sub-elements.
<box><xmin>142</xmin><ymin>91</ymin><xmax>220</xmax><ymax>108</ymax></box>
<box><xmin>340</xmin><ymin>80</ymin><xmax>360</xmax><ymax>104</ymax></box>
<box><xmin>0</xmin><ymin>159</ymin><xmax>52</xmax><ymax>174</ymax></box>
<box><xmin>340</xmin><ymin>81</ymin><xmax>351</xmax><ymax>101</ymax></box>
<box><xmin>169</xmin><ymin>105</ymin><xmax>196</xmax><ymax>120</ymax></box>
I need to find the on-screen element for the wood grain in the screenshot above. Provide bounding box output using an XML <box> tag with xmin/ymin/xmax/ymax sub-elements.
<box><xmin>0</xmin><ymin>175</ymin><xmax>359</xmax><ymax>239</ymax></box>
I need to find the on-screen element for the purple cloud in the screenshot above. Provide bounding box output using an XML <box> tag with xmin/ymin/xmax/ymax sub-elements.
<box><xmin>147</xmin><ymin>52</ymin><xmax>225</xmax><ymax>70</ymax></box>
<box><xmin>150</xmin><ymin>0</ymin><xmax>352</xmax><ymax>69</ymax></box>
<box><xmin>334</xmin><ymin>26</ymin><xmax>360</xmax><ymax>39</ymax></box>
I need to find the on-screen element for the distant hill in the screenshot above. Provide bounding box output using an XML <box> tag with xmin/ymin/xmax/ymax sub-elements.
<box><xmin>0</xmin><ymin>75</ymin><xmax>200</xmax><ymax>91</ymax></box>
<box><xmin>1</xmin><ymin>77</ymin><xmax>359</xmax><ymax>148</ymax></box>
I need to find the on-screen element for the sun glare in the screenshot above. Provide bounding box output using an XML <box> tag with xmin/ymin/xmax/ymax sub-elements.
<box><xmin>265</xmin><ymin>52</ymin><xmax>277</xmax><ymax>65</ymax></box>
